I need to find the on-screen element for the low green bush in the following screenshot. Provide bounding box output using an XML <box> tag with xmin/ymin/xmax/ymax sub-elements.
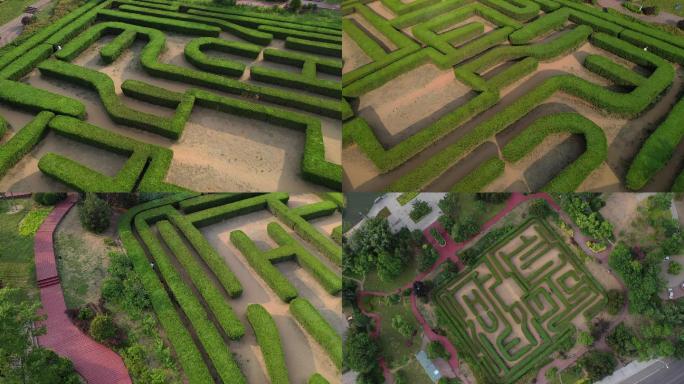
<box><xmin>627</xmin><ymin>97</ymin><xmax>684</xmax><ymax>190</ymax></box>
<box><xmin>79</xmin><ymin>193</ymin><xmax>111</xmax><ymax>233</ymax></box>
<box><xmin>33</xmin><ymin>192</ymin><xmax>67</xmax><ymax>206</ymax></box>
<box><xmin>289</xmin><ymin>298</ymin><xmax>342</xmax><ymax>369</ymax></box>
<box><xmin>0</xmin><ymin>112</ymin><xmax>53</xmax><ymax>179</ymax></box>
<box><xmin>157</xmin><ymin>220</ymin><xmax>244</xmax><ymax>339</ymax></box>
<box><xmin>285</xmin><ymin>36</ymin><xmax>341</xmax><ymax>57</ymax></box>
<box><xmin>89</xmin><ymin>314</ymin><xmax>117</xmax><ymax>343</ymax></box>
<box><xmin>118</xmin><ymin>195</ymin><xmax>214</xmax><ymax>384</ymax></box>
<box><xmin>268</xmin><ymin>222</ymin><xmax>342</xmax><ymax>295</ymax></box>
<box><xmin>246</xmin><ymin>304</ymin><xmax>290</xmax><ymax>384</ymax></box>
<box><xmin>230</xmin><ymin>230</ymin><xmax>298</xmax><ymax>302</ymax></box>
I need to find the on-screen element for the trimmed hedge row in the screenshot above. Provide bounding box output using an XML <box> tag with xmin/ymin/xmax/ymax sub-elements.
<box><xmin>263</xmin><ymin>48</ymin><xmax>342</xmax><ymax>76</ymax></box>
<box><xmin>450</xmin><ymin>158</ymin><xmax>505</xmax><ymax>192</ymax></box>
<box><xmin>246</xmin><ymin>304</ymin><xmax>290</xmax><ymax>384</ymax></box>
<box><xmin>0</xmin><ymin>44</ymin><xmax>52</xmax><ymax>81</ymax></box>
<box><xmin>285</xmin><ymin>37</ymin><xmax>341</xmax><ymax>57</ymax></box>
<box><xmin>250</xmin><ymin>65</ymin><xmax>341</xmax><ymax>98</ymax></box>
<box><xmin>186</xmin><ymin>192</ymin><xmax>288</xmax><ymax>227</ymax></box>
<box><xmin>626</xmin><ymin>96</ymin><xmax>684</xmax><ymax>190</ymax></box>
<box><xmin>37</xmin><ymin>116</ymin><xmax>180</xmax><ymax>192</ymax></box>
<box><xmin>101</xmin><ymin>29</ymin><xmax>137</xmax><ymax>63</ymax></box>
<box><xmin>0</xmin><ymin>111</ymin><xmax>53</xmax><ymax>179</ymax></box>
<box><xmin>117</xmin><ymin>194</ymin><xmax>214</xmax><ymax>384</ymax></box>
<box><xmin>267</xmin><ymin>199</ymin><xmax>341</xmax><ymax>265</ymax></box>
<box><xmin>116</xmin><ymin>4</ymin><xmax>273</xmax><ymax>45</ymax></box>
<box><xmin>120</xmin><ymin>79</ymin><xmax>184</xmax><ymax>107</ymax></box>
<box><xmin>134</xmin><ymin>212</ymin><xmax>246</xmax><ymax>384</ymax></box>
<box><xmin>230</xmin><ymin>229</ymin><xmax>298</xmax><ymax>302</ymax></box>
<box><xmin>267</xmin><ymin>222</ymin><xmax>341</xmax><ymax>295</ymax></box>
<box><xmin>37</xmin><ymin>59</ymin><xmax>194</xmax><ymax>139</ymax></box>
<box><xmin>620</xmin><ymin>28</ymin><xmax>684</xmax><ymax>65</ymax></box>
<box><xmin>331</xmin><ymin>226</ymin><xmax>342</xmax><ymax>245</ymax></box>
<box><xmin>289</xmin><ymin>298</ymin><xmax>342</xmax><ymax>369</ymax></box>
<box><xmin>509</xmin><ymin>8</ymin><xmax>567</xmax><ymax>44</ymax></box>
<box><xmin>479</xmin><ymin>0</ymin><xmax>539</xmax><ymax>21</ymax></box>
<box><xmin>0</xmin><ymin>78</ymin><xmax>85</xmax><ymax>118</ymax></box>
<box><xmin>166</xmin><ymin>209</ymin><xmax>244</xmax><ymax>297</ymax></box>
<box><xmin>97</xmin><ymin>9</ymin><xmax>221</xmax><ymax>36</ymax></box>
<box><xmin>157</xmin><ymin>220</ymin><xmax>245</xmax><ymax>339</ymax></box>
<box><xmin>184</xmin><ymin>37</ymin><xmax>259</xmax><ymax>76</ymax></box>
<box><xmin>257</xmin><ymin>25</ymin><xmax>341</xmax><ymax>44</ymax></box>
<box><xmin>583</xmin><ymin>54</ymin><xmax>646</xmax><ymax>86</ymax></box>
<box><xmin>502</xmin><ymin>113</ymin><xmax>607</xmax><ymax>191</ymax></box>
<box><xmin>290</xmin><ymin>201</ymin><xmax>338</xmax><ymax>220</ymax></box>
<box><xmin>387</xmin><ymin>32</ymin><xmax>674</xmax><ymax>191</ymax></box>
<box><xmin>177</xmin><ymin>193</ymin><xmax>260</xmax><ymax>213</ymax></box>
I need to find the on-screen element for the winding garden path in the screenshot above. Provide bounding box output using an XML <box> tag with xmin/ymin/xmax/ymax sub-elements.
<box><xmin>357</xmin><ymin>192</ymin><xmax>620</xmax><ymax>384</ymax></box>
<box><xmin>34</xmin><ymin>195</ymin><xmax>132</xmax><ymax>384</ymax></box>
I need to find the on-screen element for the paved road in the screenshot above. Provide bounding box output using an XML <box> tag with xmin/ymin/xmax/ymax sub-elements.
<box><xmin>0</xmin><ymin>0</ymin><xmax>53</xmax><ymax>47</ymax></box>
<box><xmin>623</xmin><ymin>360</ymin><xmax>684</xmax><ymax>384</ymax></box>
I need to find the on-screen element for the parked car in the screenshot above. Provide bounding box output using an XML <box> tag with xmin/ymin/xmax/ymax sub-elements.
<box><xmin>669</xmin><ymin>288</ymin><xmax>674</xmax><ymax>299</ymax></box>
<box><xmin>665</xmin><ymin>256</ymin><xmax>671</xmax><ymax>261</ymax></box>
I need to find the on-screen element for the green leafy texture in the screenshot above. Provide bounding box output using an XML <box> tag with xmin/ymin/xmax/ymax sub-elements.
<box><xmin>184</xmin><ymin>37</ymin><xmax>260</xmax><ymax>77</ymax></box>
<box><xmin>18</xmin><ymin>206</ymin><xmax>53</xmax><ymax>237</ymax></box>
<box><xmin>157</xmin><ymin>220</ymin><xmax>244</xmax><ymax>339</ymax></box>
<box><xmin>289</xmin><ymin>298</ymin><xmax>342</xmax><ymax>369</ymax></box>
<box><xmin>246</xmin><ymin>304</ymin><xmax>290</xmax><ymax>384</ymax></box>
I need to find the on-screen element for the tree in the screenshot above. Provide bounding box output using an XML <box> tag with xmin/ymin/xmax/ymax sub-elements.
<box><xmin>391</xmin><ymin>314</ymin><xmax>416</xmax><ymax>338</ymax></box>
<box><xmin>418</xmin><ymin>245</ymin><xmax>439</xmax><ymax>272</ymax></box>
<box><xmin>438</xmin><ymin>193</ymin><xmax>460</xmax><ymax>217</ymax></box>
<box><xmin>578</xmin><ymin>331</ymin><xmax>594</xmax><ymax>346</ymax></box>
<box><xmin>348</xmin><ymin>217</ymin><xmax>393</xmax><ymax>276</ymax></box>
<box><xmin>427</xmin><ymin>341</ymin><xmax>450</xmax><ymax>360</ymax></box>
<box><xmin>342</xmin><ymin>279</ymin><xmax>358</xmax><ymax>307</ymax></box>
<box><xmin>79</xmin><ymin>193</ymin><xmax>111</xmax><ymax>233</ymax></box>
<box><xmin>578</xmin><ymin>350</ymin><xmax>616</xmax><ymax>381</ymax></box>
<box><xmin>668</xmin><ymin>261</ymin><xmax>682</xmax><ymax>275</ymax></box>
<box><xmin>451</xmin><ymin>216</ymin><xmax>479</xmax><ymax>242</ymax></box>
<box><xmin>287</xmin><ymin>0</ymin><xmax>301</xmax><ymax>11</ymax></box>
<box><xmin>606</xmin><ymin>290</ymin><xmax>625</xmax><ymax>315</ymax></box>
<box><xmin>33</xmin><ymin>193</ymin><xmax>67</xmax><ymax>206</ymax></box>
<box><xmin>89</xmin><ymin>314</ymin><xmax>116</xmax><ymax>343</ymax></box>
<box><xmin>410</xmin><ymin>200</ymin><xmax>432</xmax><ymax>222</ymax></box>
<box><xmin>344</xmin><ymin>331</ymin><xmax>379</xmax><ymax>373</ymax></box>
<box><xmin>0</xmin><ymin>287</ymin><xmax>79</xmax><ymax>384</ymax></box>
<box><xmin>607</xmin><ymin>323</ymin><xmax>637</xmax><ymax>357</ymax></box>
<box><xmin>377</xmin><ymin>251</ymin><xmax>403</xmax><ymax>282</ymax></box>
<box><xmin>529</xmin><ymin>199</ymin><xmax>554</xmax><ymax>218</ymax></box>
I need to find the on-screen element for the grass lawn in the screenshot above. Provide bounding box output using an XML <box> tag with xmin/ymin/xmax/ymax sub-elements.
<box><xmin>458</xmin><ymin>195</ymin><xmax>506</xmax><ymax>227</ymax></box>
<box><xmin>367</xmin><ymin>295</ymin><xmax>422</xmax><ymax>368</ymax></box>
<box><xmin>54</xmin><ymin>209</ymin><xmax>114</xmax><ymax>309</ymax></box>
<box><xmin>548</xmin><ymin>364</ymin><xmax>584</xmax><ymax>384</ymax></box>
<box><xmin>397</xmin><ymin>192</ymin><xmax>419</xmax><ymax>206</ymax></box>
<box><xmin>0</xmin><ymin>198</ymin><xmax>42</xmax><ymax>291</ymax></box>
<box><xmin>363</xmin><ymin>255</ymin><xmax>418</xmax><ymax>292</ymax></box>
<box><xmin>395</xmin><ymin>357</ymin><xmax>432</xmax><ymax>384</ymax></box>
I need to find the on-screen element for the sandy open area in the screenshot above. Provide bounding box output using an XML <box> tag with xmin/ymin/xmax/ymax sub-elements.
<box><xmin>343</xmin><ymin>31</ymin><xmax>373</xmax><ymax>74</ymax></box>
<box><xmin>0</xmin><ymin>28</ymin><xmax>340</xmax><ymax>192</ymax></box>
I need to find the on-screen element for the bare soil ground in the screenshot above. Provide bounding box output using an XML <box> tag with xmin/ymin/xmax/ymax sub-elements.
<box><xmin>199</xmin><ymin>197</ymin><xmax>342</xmax><ymax>384</ymax></box>
<box><xmin>343</xmin><ymin>32</ymin><xmax>373</xmax><ymax>74</ymax></box>
<box><xmin>0</xmin><ymin>30</ymin><xmax>340</xmax><ymax>192</ymax></box>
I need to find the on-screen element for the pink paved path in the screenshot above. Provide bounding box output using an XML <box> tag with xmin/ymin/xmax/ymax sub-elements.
<box><xmin>358</xmin><ymin>192</ymin><xmax>620</xmax><ymax>384</ymax></box>
<box><xmin>35</xmin><ymin>195</ymin><xmax>132</xmax><ymax>384</ymax></box>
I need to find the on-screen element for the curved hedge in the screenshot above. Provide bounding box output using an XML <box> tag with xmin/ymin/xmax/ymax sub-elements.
<box><xmin>289</xmin><ymin>298</ymin><xmax>342</xmax><ymax>369</ymax></box>
<box><xmin>0</xmin><ymin>111</ymin><xmax>53</xmax><ymax>179</ymax></box>
<box><xmin>184</xmin><ymin>37</ymin><xmax>261</xmax><ymax>77</ymax></box>
<box><xmin>246</xmin><ymin>304</ymin><xmax>290</xmax><ymax>384</ymax></box>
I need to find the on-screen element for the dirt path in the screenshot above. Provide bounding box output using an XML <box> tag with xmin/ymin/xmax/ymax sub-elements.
<box><xmin>34</xmin><ymin>195</ymin><xmax>132</xmax><ymax>384</ymax></box>
<box><xmin>356</xmin><ymin>192</ymin><xmax>619</xmax><ymax>384</ymax></box>
<box><xmin>0</xmin><ymin>0</ymin><xmax>53</xmax><ymax>47</ymax></box>
<box><xmin>597</xmin><ymin>0</ymin><xmax>682</xmax><ymax>26</ymax></box>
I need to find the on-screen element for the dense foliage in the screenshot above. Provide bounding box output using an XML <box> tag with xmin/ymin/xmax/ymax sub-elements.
<box><xmin>79</xmin><ymin>193</ymin><xmax>112</xmax><ymax>233</ymax></box>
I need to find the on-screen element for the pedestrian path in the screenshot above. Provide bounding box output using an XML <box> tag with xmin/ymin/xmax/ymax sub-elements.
<box><xmin>34</xmin><ymin>195</ymin><xmax>132</xmax><ymax>384</ymax></box>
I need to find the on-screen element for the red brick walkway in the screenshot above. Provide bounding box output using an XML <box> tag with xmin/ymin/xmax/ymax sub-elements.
<box><xmin>34</xmin><ymin>195</ymin><xmax>132</xmax><ymax>384</ymax></box>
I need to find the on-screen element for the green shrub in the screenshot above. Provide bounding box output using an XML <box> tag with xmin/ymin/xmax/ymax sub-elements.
<box><xmin>308</xmin><ymin>373</ymin><xmax>330</xmax><ymax>384</ymax></box>
<box><xmin>184</xmin><ymin>37</ymin><xmax>260</xmax><ymax>76</ymax></box>
<box><xmin>97</xmin><ymin>9</ymin><xmax>222</xmax><ymax>36</ymax></box>
<box><xmin>246</xmin><ymin>304</ymin><xmax>289</xmax><ymax>384</ymax></box>
<box><xmin>89</xmin><ymin>314</ymin><xmax>117</xmax><ymax>342</ymax></box>
<box><xmin>79</xmin><ymin>194</ymin><xmax>111</xmax><ymax>233</ymax></box>
<box><xmin>289</xmin><ymin>298</ymin><xmax>342</xmax><ymax>369</ymax></box>
<box><xmin>409</xmin><ymin>200</ymin><xmax>432</xmax><ymax>222</ymax></box>
<box><xmin>230</xmin><ymin>230</ymin><xmax>298</xmax><ymax>302</ymax></box>
<box><xmin>668</xmin><ymin>261</ymin><xmax>682</xmax><ymax>275</ymax></box>
<box><xmin>285</xmin><ymin>36</ymin><xmax>341</xmax><ymax>57</ymax></box>
<box><xmin>33</xmin><ymin>193</ymin><xmax>67</xmax><ymax>206</ymax></box>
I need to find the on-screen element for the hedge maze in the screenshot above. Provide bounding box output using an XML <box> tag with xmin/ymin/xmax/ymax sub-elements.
<box><xmin>119</xmin><ymin>192</ymin><xmax>343</xmax><ymax>383</ymax></box>
<box><xmin>433</xmin><ymin>218</ymin><xmax>606</xmax><ymax>383</ymax></box>
<box><xmin>0</xmin><ymin>0</ymin><xmax>341</xmax><ymax>191</ymax></box>
<box><xmin>342</xmin><ymin>0</ymin><xmax>684</xmax><ymax>192</ymax></box>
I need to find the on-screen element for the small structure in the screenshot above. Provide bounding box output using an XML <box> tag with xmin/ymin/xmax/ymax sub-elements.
<box><xmin>416</xmin><ymin>350</ymin><xmax>442</xmax><ymax>382</ymax></box>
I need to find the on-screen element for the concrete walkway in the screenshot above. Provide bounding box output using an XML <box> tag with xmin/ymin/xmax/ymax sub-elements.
<box><xmin>34</xmin><ymin>195</ymin><xmax>132</xmax><ymax>384</ymax></box>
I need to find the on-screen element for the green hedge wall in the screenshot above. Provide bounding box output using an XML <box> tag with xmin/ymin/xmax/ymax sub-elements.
<box><xmin>289</xmin><ymin>298</ymin><xmax>341</xmax><ymax>369</ymax></box>
<box><xmin>246</xmin><ymin>304</ymin><xmax>290</xmax><ymax>384</ymax></box>
<box><xmin>157</xmin><ymin>220</ymin><xmax>245</xmax><ymax>339</ymax></box>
